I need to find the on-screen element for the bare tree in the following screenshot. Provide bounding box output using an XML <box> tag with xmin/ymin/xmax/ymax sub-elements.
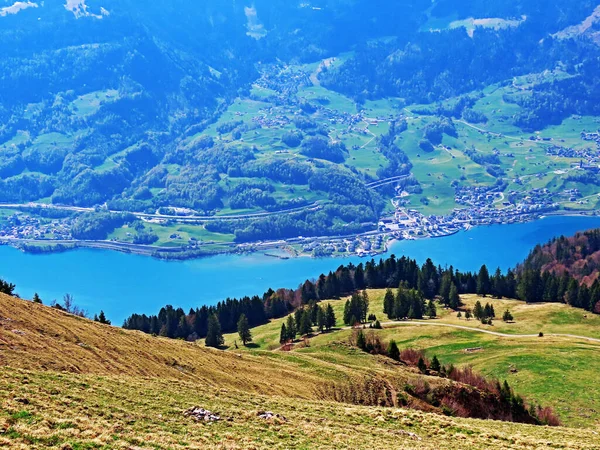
<box><xmin>53</xmin><ymin>293</ymin><xmax>87</xmax><ymax>318</ymax></box>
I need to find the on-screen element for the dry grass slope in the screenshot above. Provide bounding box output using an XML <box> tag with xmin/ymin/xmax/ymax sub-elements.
<box><xmin>1</xmin><ymin>293</ymin><xmax>600</xmax><ymax>449</ymax></box>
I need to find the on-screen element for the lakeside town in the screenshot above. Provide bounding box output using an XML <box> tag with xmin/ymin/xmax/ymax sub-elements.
<box><xmin>0</xmin><ymin>180</ymin><xmax>596</xmax><ymax>260</ymax></box>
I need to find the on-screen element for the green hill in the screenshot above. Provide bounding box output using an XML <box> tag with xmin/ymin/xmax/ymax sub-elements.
<box><xmin>223</xmin><ymin>291</ymin><xmax>600</xmax><ymax>427</ymax></box>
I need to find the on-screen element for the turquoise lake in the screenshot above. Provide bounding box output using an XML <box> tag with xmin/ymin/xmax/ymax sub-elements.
<box><xmin>2</xmin><ymin>215</ymin><xmax>600</xmax><ymax>324</ymax></box>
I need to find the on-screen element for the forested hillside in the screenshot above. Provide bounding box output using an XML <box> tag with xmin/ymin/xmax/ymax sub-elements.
<box><xmin>3</xmin><ymin>0</ymin><xmax>600</xmax><ymax>251</ymax></box>
<box><xmin>523</xmin><ymin>228</ymin><xmax>600</xmax><ymax>301</ymax></box>
<box><xmin>321</xmin><ymin>0</ymin><xmax>600</xmax><ymax>130</ymax></box>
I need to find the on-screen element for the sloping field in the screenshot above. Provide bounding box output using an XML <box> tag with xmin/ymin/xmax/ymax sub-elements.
<box><xmin>1</xmin><ymin>293</ymin><xmax>599</xmax><ymax>449</ymax></box>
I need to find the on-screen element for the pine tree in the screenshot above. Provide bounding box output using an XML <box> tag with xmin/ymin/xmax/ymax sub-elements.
<box><xmin>465</xmin><ymin>309</ymin><xmax>472</xmax><ymax>320</ymax></box>
<box><xmin>279</xmin><ymin>323</ymin><xmax>288</xmax><ymax>344</ymax></box>
<box><xmin>387</xmin><ymin>340</ymin><xmax>400</xmax><ymax>361</ymax></box>
<box><xmin>175</xmin><ymin>315</ymin><xmax>189</xmax><ymax>339</ymax></box>
<box><xmin>32</xmin><ymin>293</ymin><xmax>42</xmax><ymax>304</ymax></box>
<box><xmin>449</xmin><ymin>283</ymin><xmax>460</xmax><ymax>309</ymax></box>
<box><xmin>502</xmin><ymin>309</ymin><xmax>513</xmax><ymax>322</ymax></box>
<box><xmin>316</xmin><ymin>307</ymin><xmax>326</xmax><ymax>332</ymax></box>
<box><xmin>477</xmin><ymin>265</ymin><xmax>490</xmax><ymax>297</ymax></box>
<box><xmin>566</xmin><ymin>279</ymin><xmax>579</xmax><ymax>306</ymax></box>
<box><xmin>457</xmin><ymin>311</ymin><xmax>462</xmax><ymax>319</ymax></box>
<box><xmin>473</xmin><ymin>300</ymin><xmax>484</xmax><ymax>319</ymax></box>
<box><xmin>354</xmin><ymin>264</ymin><xmax>365</xmax><ymax>289</ymax></box>
<box><xmin>383</xmin><ymin>288</ymin><xmax>395</xmax><ymax>317</ymax></box>
<box><xmin>491</xmin><ymin>267</ymin><xmax>504</xmax><ymax>299</ymax></box>
<box><xmin>361</xmin><ymin>290</ymin><xmax>370</xmax><ymax>322</ymax></box>
<box><xmin>299</xmin><ymin>310</ymin><xmax>312</xmax><ymax>336</ymax></box>
<box><xmin>439</xmin><ymin>272</ymin><xmax>452</xmax><ymax>305</ymax></box>
<box><xmin>294</xmin><ymin>309</ymin><xmax>304</xmax><ymax>331</ymax></box>
<box><xmin>356</xmin><ymin>330</ymin><xmax>367</xmax><ymax>350</ymax></box>
<box><xmin>286</xmin><ymin>315</ymin><xmax>296</xmax><ymax>341</ymax></box>
<box><xmin>325</xmin><ymin>304</ymin><xmax>336</xmax><ymax>330</ymax></box>
<box><xmin>427</xmin><ymin>299</ymin><xmax>436</xmax><ymax>318</ymax></box>
<box><xmin>205</xmin><ymin>314</ymin><xmax>224</xmax><ymax>348</ymax></box>
<box><xmin>483</xmin><ymin>303</ymin><xmax>492</xmax><ymax>319</ymax></box>
<box><xmin>430</xmin><ymin>355</ymin><xmax>441</xmax><ymax>372</ymax></box>
<box><xmin>237</xmin><ymin>314</ymin><xmax>252</xmax><ymax>346</ymax></box>
<box><xmin>98</xmin><ymin>310</ymin><xmax>110</xmax><ymax>325</ymax></box>
<box><xmin>417</xmin><ymin>357</ymin><xmax>427</xmax><ymax>373</ymax></box>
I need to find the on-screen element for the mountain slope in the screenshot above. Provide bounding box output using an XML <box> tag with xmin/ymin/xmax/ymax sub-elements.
<box><xmin>524</xmin><ymin>228</ymin><xmax>600</xmax><ymax>287</ymax></box>
<box><xmin>1</xmin><ymin>293</ymin><xmax>600</xmax><ymax>448</ymax></box>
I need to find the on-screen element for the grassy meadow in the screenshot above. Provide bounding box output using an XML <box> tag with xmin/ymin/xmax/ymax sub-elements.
<box><xmin>2</xmin><ymin>291</ymin><xmax>600</xmax><ymax>448</ymax></box>
<box><xmin>223</xmin><ymin>290</ymin><xmax>600</xmax><ymax>428</ymax></box>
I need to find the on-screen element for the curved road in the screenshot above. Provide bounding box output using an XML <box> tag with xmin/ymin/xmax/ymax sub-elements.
<box><xmin>359</xmin><ymin>320</ymin><xmax>600</xmax><ymax>344</ymax></box>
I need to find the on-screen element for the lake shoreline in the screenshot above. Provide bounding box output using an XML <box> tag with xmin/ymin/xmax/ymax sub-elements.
<box><xmin>3</xmin><ymin>215</ymin><xmax>600</xmax><ymax>324</ymax></box>
<box><xmin>2</xmin><ymin>209</ymin><xmax>599</xmax><ymax>262</ymax></box>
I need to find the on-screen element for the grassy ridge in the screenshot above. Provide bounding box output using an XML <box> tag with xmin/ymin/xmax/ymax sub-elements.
<box><xmin>1</xmin><ymin>293</ymin><xmax>600</xmax><ymax>448</ymax></box>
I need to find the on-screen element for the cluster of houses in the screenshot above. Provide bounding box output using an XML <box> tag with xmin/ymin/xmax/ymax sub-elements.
<box><xmin>547</xmin><ymin>144</ymin><xmax>597</xmax><ymax>161</ymax></box>
<box><xmin>300</xmin><ymin>234</ymin><xmax>384</xmax><ymax>257</ymax></box>
<box><xmin>254</xmin><ymin>63</ymin><xmax>312</xmax><ymax>96</ymax></box>
<box><xmin>455</xmin><ymin>185</ymin><xmax>503</xmax><ymax>208</ymax></box>
<box><xmin>0</xmin><ymin>213</ymin><xmax>72</xmax><ymax>241</ymax></box>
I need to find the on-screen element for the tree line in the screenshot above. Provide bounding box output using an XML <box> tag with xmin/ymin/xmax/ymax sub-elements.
<box><xmin>121</xmin><ymin>255</ymin><xmax>520</xmax><ymax>346</ymax></box>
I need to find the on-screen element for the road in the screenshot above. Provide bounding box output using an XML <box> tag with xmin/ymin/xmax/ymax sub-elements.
<box><xmin>0</xmin><ymin>201</ymin><xmax>325</xmax><ymax>223</ymax></box>
<box><xmin>366</xmin><ymin>320</ymin><xmax>600</xmax><ymax>343</ymax></box>
<box><xmin>366</xmin><ymin>175</ymin><xmax>411</xmax><ymax>190</ymax></box>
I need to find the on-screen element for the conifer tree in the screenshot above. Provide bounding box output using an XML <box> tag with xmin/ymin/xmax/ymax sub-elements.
<box><xmin>299</xmin><ymin>310</ymin><xmax>312</xmax><ymax>336</ymax></box>
<box><xmin>316</xmin><ymin>307</ymin><xmax>326</xmax><ymax>332</ymax></box>
<box><xmin>383</xmin><ymin>288</ymin><xmax>395</xmax><ymax>316</ymax></box>
<box><xmin>237</xmin><ymin>314</ymin><xmax>252</xmax><ymax>346</ymax></box>
<box><xmin>279</xmin><ymin>323</ymin><xmax>288</xmax><ymax>344</ymax></box>
<box><xmin>325</xmin><ymin>303</ymin><xmax>336</xmax><ymax>330</ymax></box>
<box><xmin>32</xmin><ymin>293</ymin><xmax>42</xmax><ymax>304</ymax></box>
<box><xmin>361</xmin><ymin>290</ymin><xmax>370</xmax><ymax>322</ymax></box>
<box><xmin>430</xmin><ymin>355</ymin><xmax>441</xmax><ymax>372</ymax></box>
<box><xmin>491</xmin><ymin>267</ymin><xmax>504</xmax><ymax>299</ymax></box>
<box><xmin>483</xmin><ymin>303</ymin><xmax>492</xmax><ymax>319</ymax></box>
<box><xmin>387</xmin><ymin>340</ymin><xmax>400</xmax><ymax>361</ymax></box>
<box><xmin>356</xmin><ymin>330</ymin><xmax>367</xmax><ymax>350</ymax></box>
<box><xmin>176</xmin><ymin>315</ymin><xmax>189</xmax><ymax>338</ymax></box>
<box><xmin>205</xmin><ymin>314</ymin><xmax>224</xmax><ymax>348</ymax></box>
<box><xmin>477</xmin><ymin>265</ymin><xmax>491</xmax><ymax>297</ymax></box>
<box><xmin>417</xmin><ymin>357</ymin><xmax>427</xmax><ymax>373</ymax></box>
<box><xmin>457</xmin><ymin>311</ymin><xmax>462</xmax><ymax>319</ymax></box>
<box><xmin>286</xmin><ymin>315</ymin><xmax>296</xmax><ymax>341</ymax></box>
<box><xmin>566</xmin><ymin>279</ymin><xmax>579</xmax><ymax>306</ymax></box>
<box><xmin>98</xmin><ymin>310</ymin><xmax>110</xmax><ymax>325</ymax></box>
<box><xmin>427</xmin><ymin>299</ymin><xmax>437</xmax><ymax>318</ymax></box>
<box><xmin>465</xmin><ymin>309</ymin><xmax>472</xmax><ymax>320</ymax></box>
<box><xmin>473</xmin><ymin>300</ymin><xmax>484</xmax><ymax>319</ymax></box>
<box><xmin>502</xmin><ymin>309</ymin><xmax>513</xmax><ymax>322</ymax></box>
<box><xmin>439</xmin><ymin>272</ymin><xmax>452</xmax><ymax>305</ymax></box>
<box><xmin>449</xmin><ymin>283</ymin><xmax>460</xmax><ymax>309</ymax></box>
